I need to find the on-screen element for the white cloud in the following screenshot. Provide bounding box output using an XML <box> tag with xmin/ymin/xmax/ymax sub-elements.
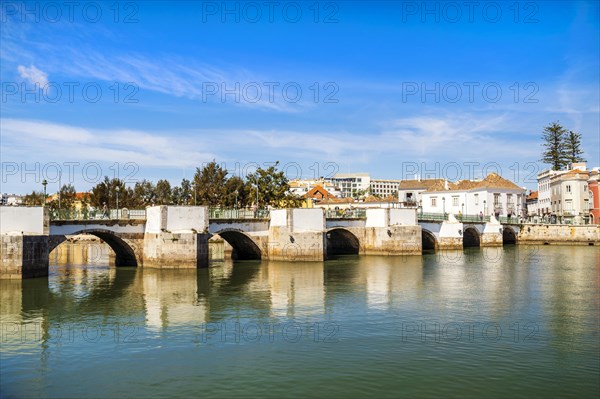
<box><xmin>17</xmin><ymin>64</ymin><xmax>48</xmax><ymax>87</ymax></box>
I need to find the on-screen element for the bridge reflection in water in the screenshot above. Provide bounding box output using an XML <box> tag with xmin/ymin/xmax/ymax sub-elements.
<box><xmin>1</xmin><ymin>245</ymin><xmax>599</xmax><ymax>398</ymax></box>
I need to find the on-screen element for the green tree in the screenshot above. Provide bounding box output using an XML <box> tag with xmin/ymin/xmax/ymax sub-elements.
<box><xmin>541</xmin><ymin>121</ymin><xmax>569</xmax><ymax>170</ymax></box>
<box><xmin>155</xmin><ymin>179</ymin><xmax>173</xmax><ymax>205</ymax></box>
<box><xmin>172</xmin><ymin>178</ymin><xmax>192</xmax><ymax>205</ymax></box>
<box><xmin>130</xmin><ymin>179</ymin><xmax>156</xmax><ymax>207</ymax></box>
<box><xmin>223</xmin><ymin>176</ymin><xmax>251</xmax><ymax>208</ymax></box>
<box><xmin>564</xmin><ymin>130</ymin><xmax>586</xmax><ymax>165</ymax></box>
<box><xmin>90</xmin><ymin>177</ymin><xmax>128</xmax><ymax>209</ymax></box>
<box><xmin>58</xmin><ymin>184</ymin><xmax>77</xmax><ymax>209</ymax></box>
<box><xmin>246</xmin><ymin>161</ymin><xmax>296</xmax><ymax>207</ymax></box>
<box><xmin>193</xmin><ymin>161</ymin><xmax>227</xmax><ymax>206</ymax></box>
<box><xmin>23</xmin><ymin>191</ymin><xmax>45</xmax><ymax>206</ymax></box>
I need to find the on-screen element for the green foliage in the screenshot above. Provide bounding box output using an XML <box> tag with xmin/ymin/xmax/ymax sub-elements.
<box><xmin>541</xmin><ymin>121</ymin><xmax>568</xmax><ymax>170</ymax></box>
<box><xmin>155</xmin><ymin>179</ymin><xmax>172</xmax><ymax>205</ymax></box>
<box><xmin>541</xmin><ymin>122</ymin><xmax>586</xmax><ymax>170</ymax></box>
<box><xmin>564</xmin><ymin>130</ymin><xmax>586</xmax><ymax>165</ymax></box>
<box><xmin>193</xmin><ymin>161</ymin><xmax>228</xmax><ymax>206</ymax></box>
<box><xmin>246</xmin><ymin>161</ymin><xmax>300</xmax><ymax>207</ymax></box>
<box><xmin>58</xmin><ymin>184</ymin><xmax>77</xmax><ymax>209</ymax></box>
<box><xmin>90</xmin><ymin>177</ymin><xmax>128</xmax><ymax>208</ymax></box>
<box><xmin>23</xmin><ymin>191</ymin><xmax>45</xmax><ymax>206</ymax></box>
<box><xmin>223</xmin><ymin>176</ymin><xmax>252</xmax><ymax>208</ymax></box>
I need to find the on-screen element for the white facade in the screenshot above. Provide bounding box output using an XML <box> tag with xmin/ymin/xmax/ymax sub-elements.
<box><xmin>330</xmin><ymin>173</ymin><xmax>371</xmax><ymax>198</ymax></box>
<box><xmin>422</xmin><ymin>188</ymin><xmax>526</xmax><ymax>217</ymax></box>
<box><xmin>549</xmin><ymin>168</ymin><xmax>590</xmax><ymax>223</ymax></box>
<box><xmin>370</xmin><ymin>179</ymin><xmax>401</xmax><ymax>197</ymax></box>
<box><xmin>537</xmin><ymin>169</ymin><xmax>562</xmax><ymax>216</ymax></box>
<box><xmin>289</xmin><ymin>179</ymin><xmax>341</xmax><ymax>197</ymax></box>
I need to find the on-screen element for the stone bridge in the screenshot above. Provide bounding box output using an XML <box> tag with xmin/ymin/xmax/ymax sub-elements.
<box><xmin>2</xmin><ymin>206</ymin><xmax>598</xmax><ymax>279</ymax></box>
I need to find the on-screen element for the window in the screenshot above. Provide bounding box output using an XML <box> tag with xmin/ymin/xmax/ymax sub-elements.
<box><xmin>474</xmin><ymin>194</ymin><xmax>479</xmax><ymax>205</ymax></box>
<box><xmin>584</xmin><ymin>185</ymin><xmax>588</xmax><ymax>192</ymax></box>
<box><xmin>566</xmin><ymin>185</ymin><xmax>571</xmax><ymax>193</ymax></box>
<box><xmin>584</xmin><ymin>199</ymin><xmax>590</xmax><ymax>211</ymax></box>
<box><xmin>431</xmin><ymin>197</ymin><xmax>437</xmax><ymax>207</ymax></box>
<box><xmin>565</xmin><ymin>200</ymin><xmax>572</xmax><ymax>211</ymax></box>
<box><xmin>452</xmin><ymin>196</ymin><xmax>459</xmax><ymax>206</ymax></box>
<box><xmin>494</xmin><ymin>194</ymin><xmax>500</xmax><ymax>206</ymax></box>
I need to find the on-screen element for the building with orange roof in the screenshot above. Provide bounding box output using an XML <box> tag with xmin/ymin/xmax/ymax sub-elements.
<box><xmin>548</xmin><ymin>163</ymin><xmax>592</xmax><ymax>224</ymax></box>
<box><xmin>397</xmin><ymin>178</ymin><xmax>445</xmax><ymax>208</ymax></box>
<box><xmin>526</xmin><ymin>191</ymin><xmax>539</xmax><ymax>218</ymax></box>
<box><xmin>420</xmin><ymin>173</ymin><xmax>526</xmax><ymax>218</ymax></box>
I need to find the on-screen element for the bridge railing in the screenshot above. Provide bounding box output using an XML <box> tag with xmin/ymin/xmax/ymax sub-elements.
<box><xmin>208</xmin><ymin>208</ymin><xmax>270</xmax><ymax>219</ymax></box>
<box><xmin>49</xmin><ymin>208</ymin><xmax>147</xmax><ymax>221</ymax></box>
<box><xmin>325</xmin><ymin>209</ymin><xmax>367</xmax><ymax>219</ymax></box>
<box><xmin>457</xmin><ymin>214</ymin><xmax>491</xmax><ymax>223</ymax></box>
<box><xmin>498</xmin><ymin>216</ymin><xmax>522</xmax><ymax>225</ymax></box>
<box><xmin>417</xmin><ymin>212</ymin><xmax>448</xmax><ymax>222</ymax></box>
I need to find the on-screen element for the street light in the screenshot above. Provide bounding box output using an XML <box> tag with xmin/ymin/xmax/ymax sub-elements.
<box><xmin>42</xmin><ymin>179</ymin><xmax>47</xmax><ymax>206</ymax></box>
<box><xmin>484</xmin><ymin>199</ymin><xmax>487</xmax><ymax>216</ymax></box>
<box><xmin>461</xmin><ymin>203</ymin><xmax>465</xmax><ymax>221</ymax></box>
<box><xmin>234</xmin><ymin>190</ymin><xmax>239</xmax><ymax>210</ymax></box>
<box><xmin>115</xmin><ymin>186</ymin><xmax>120</xmax><ymax>219</ymax></box>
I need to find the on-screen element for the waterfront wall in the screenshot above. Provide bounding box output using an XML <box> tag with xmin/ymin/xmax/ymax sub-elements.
<box><xmin>517</xmin><ymin>224</ymin><xmax>599</xmax><ymax>245</ymax></box>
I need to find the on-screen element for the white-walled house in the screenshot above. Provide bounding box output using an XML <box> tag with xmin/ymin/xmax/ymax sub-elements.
<box><xmin>397</xmin><ymin>179</ymin><xmax>445</xmax><ymax>208</ymax></box>
<box><xmin>420</xmin><ymin>173</ymin><xmax>526</xmax><ymax>217</ymax></box>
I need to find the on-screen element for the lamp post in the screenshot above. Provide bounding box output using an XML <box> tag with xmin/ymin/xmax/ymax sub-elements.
<box><xmin>255</xmin><ymin>177</ymin><xmax>259</xmax><ymax>209</ymax></box>
<box><xmin>42</xmin><ymin>179</ymin><xmax>47</xmax><ymax>207</ymax></box>
<box><xmin>115</xmin><ymin>186</ymin><xmax>120</xmax><ymax>219</ymax></box>
<box><xmin>484</xmin><ymin>199</ymin><xmax>487</xmax><ymax>216</ymax></box>
<box><xmin>419</xmin><ymin>199</ymin><xmax>422</xmax><ymax>217</ymax></box>
<box><xmin>461</xmin><ymin>203</ymin><xmax>465</xmax><ymax>221</ymax></box>
<box><xmin>234</xmin><ymin>190</ymin><xmax>238</xmax><ymax>210</ymax></box>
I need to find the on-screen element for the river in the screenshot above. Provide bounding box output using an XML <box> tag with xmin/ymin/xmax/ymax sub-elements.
<box><xmin>1</xmin><ymin>246</ymin><xmax>598</xmax><ymax>398</ymax></box>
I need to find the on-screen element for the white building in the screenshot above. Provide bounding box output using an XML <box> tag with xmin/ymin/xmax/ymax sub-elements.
<box><xmin>537</xmin><ymin>169</ymin><xmax>564</xmax><ymax>217</ymax></box>
<box><xmin>370</xmin><ymin>179</ymin><xmax>401</xmax><ymax>198</ymax></box>
<box><xmin>330</xmin><ymin>173</ymin><xmax>370</xmax><ymax>198</ymax></box>
<box><xmin>397</xmin><ymin>179</ymin><xmax>445</xmax><ymax>208</ymax></box>
<box><xmin>549</xmin><ymin>164</ymin><xmax>591</xmax><ymax>224</ymax></box>
<box><xmin>289</xmin><ymin>179</ymin><xmax>341</xmax><ymax>198</ymax></box>
<box><xmin>420</xmin><ymin>173</ymin><xmax>526</xmax><ymax>218</ymax></box>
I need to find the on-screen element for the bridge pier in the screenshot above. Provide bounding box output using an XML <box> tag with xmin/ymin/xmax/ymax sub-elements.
<box><xmin>268</xmin><ymin>209</ymin><xmax>326</xmax><ymax>261</ymax></box>
<box><xmin>1</xmin><ymin>207</ymin><xmax>50</xmax><ymax>279</ymax></box>
<box><xmin>142</xmin><ymin>206</ymin><xmax>210</xmax><ymax>268</ymax></box>
<box><xmin>480</xmin><ymin>220</ymin><xmax>503</xmax><ymax>247</ymax></box>
<box><xmin>359</xmin><ymin>209</ymin><xmax>421</xmax><ymax>255</ymax></box>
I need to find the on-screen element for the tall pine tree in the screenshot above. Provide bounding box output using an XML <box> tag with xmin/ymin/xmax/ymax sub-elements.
<box><xmin>563</xmin><ymin>130</ymin><xmax>585</xmax><ymax>166</ymax></box>
<box><xmin>541</xmin><ymin>121</ymin><xmax>568</xmax><ymax>170</ymax></box>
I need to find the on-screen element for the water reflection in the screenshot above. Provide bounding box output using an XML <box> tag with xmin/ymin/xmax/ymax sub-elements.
<box><xmin>1</xmin><ymin>246</ymin><xmax>598</xmax><ymax>398</ymax></box>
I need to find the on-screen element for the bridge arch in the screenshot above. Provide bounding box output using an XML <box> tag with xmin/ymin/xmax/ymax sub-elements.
<box><xmin>463</xmin><ymin>227</ymin><xmax>481</xmax><ymax>248</ymax></box>
<box><xmin>502</xmin><ymin>226</ymin><xmax>517</xmax><ymax>245</ymax></box>
<box><xmin>326</xmin><ymin>228</ymin><xmax>360</xmax><ymax>256</ymax></box>
<box><xmin>212</xmin><ymin>229</ymin><xmax>262</xmax><ymax>260</ymax></box>
<box><xmin>422</xmin><ymin>229</ymin><xmax>438</xmax><ymax>252</ymax></box>
<box><xmin>49</xmin><ymin>229</ymin><xmax>140</xmax><ymax>266</ymax></box>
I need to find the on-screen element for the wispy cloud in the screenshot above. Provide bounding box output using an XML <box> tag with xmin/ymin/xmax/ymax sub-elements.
<box><xmin>17</xmin><ymin>64</ymin><xmax>48</xmax><ymax>86</ymax></box>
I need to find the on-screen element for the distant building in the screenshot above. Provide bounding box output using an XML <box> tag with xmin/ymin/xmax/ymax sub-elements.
<box><xmin>369</xmin><ymin>179</ymin><xmax>401</xmax><ymax>198</ymax></box>
<box><xmin>1</xmin><ymin>193</ymin><xmax>23</xmax><ymax>206</ymax></box>
<box><xmin>420</xmin><ymin>173</ymin><xmax>526</xmax><ymax>217</ymax></box>
<box><xmin>289</xmin><ymin>179</ymin><xmax>341</xmax><ymax>198</ymax></box>
<box><xmin>330</xmin><ymin>173</ymin><xmax>370</xmax><ymax>198</ymax></box>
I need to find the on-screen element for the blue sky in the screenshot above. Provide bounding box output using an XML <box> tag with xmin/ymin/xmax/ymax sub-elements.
<box><xmin>1</xmin><ymin>0</ymin><xmax>599</xmax><ymax>193</ymax></box>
